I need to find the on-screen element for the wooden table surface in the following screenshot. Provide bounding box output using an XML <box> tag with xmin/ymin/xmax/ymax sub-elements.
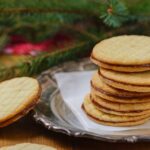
<box><xmin>0</xmin><ymin>114</ymin><xmax>150</xmax><ymax>150</ymax></box>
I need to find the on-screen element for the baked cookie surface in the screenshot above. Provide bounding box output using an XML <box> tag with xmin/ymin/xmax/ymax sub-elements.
<box><xmin>82</xmin><ymin>95</ymin><xmax>150</xmax><ymax>127</ymax></box>
<box><xmin>0</xmin><ymin>77</ymin><xmax>41</xmax><ymax>127</ymax></box>
<box><xmin>0</xmin><ymin>143</ymin><xmax>55</xmax><ymax>150</ymax></box>
<box><xmin>91</xmin><ymin>59</ymin><xmax>150</xmax><ymax>72</ymax></box>
<box><xmin>91</xmin><ymin>72</ymin><xmax>150</xmax><ymax>102</ymax></box>
<box><xmin>92</xmin><ymin>94</ymin><xmax>150</xmax><ymax>112</ymax></box>
<box><xmin>100</xmin><ymin>68</ymin><xmax>150</xmax><ymax>92</ymax></box>
<box><xmin>93</xmin><ymin>100</ymin><xmax>150</xmax><ymax>116</ymax></box>
<box><xmin>92</xmin><ymin>35</ymin><xmax>150</xmax><ymax>66</ymax></box>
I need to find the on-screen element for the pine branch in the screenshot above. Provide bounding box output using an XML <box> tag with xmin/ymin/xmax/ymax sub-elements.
<box><xmin>0</xmin><ymin>14</ymin><xmax>87</xmax><ymax>42</ymax></box>
<box><xmin>0</xmin><ymin>13</ymin><xmax>84</xmax><ymax>31</ymax></box>
<box><xmin>0</xmin><ymin>40</ymin><xmax>95</xmax><ymax>81</ymax></box>
<box><xmin>0</xmin><ymin>20</ymin><xmax>149</xmax><ymax>81</ymax></box>
<box><xmin>0</xmin><ymin>0</ymin><xmax>100</xmax><ymax>17</ymax></box>
<box><xmin>0</xmin><ymin>34</ymin><xmax>9</xmax><ymax>51</ymax></box>
<box><xmin>62</xmin><ymin>24</ymin><xmax>100</xmax><ymax>42</ymax></box>
<box><xmin>100</xmin><ymin>0</ymin><xmax>129</xmax><ymax>27</ymax></box>
<box><xmin>0</xmin><ymin>0</ymin><xmax>149</xmax><ymax>29</ymax></box>
<box><xmin>103</xmin><ymin>21</ymin><xmax>150</xmax><ymax>38</ymax></box>
<box><xmin>127</xmin><ymin>0</ymin><xmax>150</xmax><ymax>15</ymax></box>
<box><xmin>0</xmin><ymin>13</ymin><xmax>99</xmax><ymax>42</ymax></box>
<box><xmin>100</xmin><ymin>0</ymin><xmax>150</xmax><ymax>27</ymax></box>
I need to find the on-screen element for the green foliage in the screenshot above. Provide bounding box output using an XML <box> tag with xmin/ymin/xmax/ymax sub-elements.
<box><xmin>0</xmin><ymin>40</ymin><xmax>95</xmax><ymax>81</ymax></box>
<box><xmin>0</xmin><ymin>0</ymin><xmax>100</xmax><ymax>16</ymax></box>
<box><xmin>0</xmin><ymin>34</ymin><xmax>9</xmax><ymax>51</ymax></box>
<box><xmin>0</xmin><ymin>0</ymin><xmax>150</xmax><ymax>80</ymax></box>
<box><xmin>126</xmin><ymin>0</ymin><xmax>150</xmax><ymax>15</ymax></box>
<box><xmin>100</xmin><ymin>0</ymin><xmax>129</xmax><ymax>27</ymax></box>
<box><xmin>0</xmin><ymin>0</ymin><xmax>149</xmax><ymax>33</ymax></box>
<box><xmin>0</xmin><ymin>0</ymin><xmax>101</xmax><ymax>41</ymax></box>
<box><xmin>0</xmin><ymin>13</ymin><xmax>85</xmax><ymax>42</ymax></box>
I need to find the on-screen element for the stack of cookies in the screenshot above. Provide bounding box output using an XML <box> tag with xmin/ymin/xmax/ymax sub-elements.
<box><xmin>82</xmin><ymin>35</ymin><xmax>150</xmax><ymax>127</ymax></box>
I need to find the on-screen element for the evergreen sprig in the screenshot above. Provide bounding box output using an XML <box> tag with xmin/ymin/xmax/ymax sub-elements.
<box><xmin>1</xmin><ymin>20</ymin><xmax>150</xmax><ymax>81</ymax></box>
<box><xmin>0</xmin><ymin>0</ymin><xmax>149</xmax><ymax>31</ymax></box>
<box><xmin>0</xmin><ymin>40</ymin><xmax>95</xmax><ymax>81</ymax></box>
<box><xmin>0</xmin><ymin>0</ymin><xmax>100</xmax><ymax>16</ymax></box>
<box><xmin>0</xmin><ymin>0</ymin><xmax>150</xmax><ymax>81</ymax></box>
<box><xmin>100</xmin><ymin>0</ymin><xmax>129</xmax><ymax>27</ymax></box>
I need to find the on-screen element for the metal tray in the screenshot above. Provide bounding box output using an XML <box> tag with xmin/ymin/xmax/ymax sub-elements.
<box><xmin>33</xmin><ymin>58</ymin><xmax>150</xmax><ymax>143</ymax></box>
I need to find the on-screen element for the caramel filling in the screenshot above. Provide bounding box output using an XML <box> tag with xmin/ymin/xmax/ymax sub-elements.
<box><xmin>99</xmin><ymin>70</ymin><xmax>150</xmax><ymax>87</ymax></box>
<box><xmin>91</xmin><ymin>81</ymin><xmax>150</xmax><ymax>99</ymax></box>
<box><xmin>91</xmin><ymin>54</ymin><xmax>150</xmax><ymax>67</ymax></box>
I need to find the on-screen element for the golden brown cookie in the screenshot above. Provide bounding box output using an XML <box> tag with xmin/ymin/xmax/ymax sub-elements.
<box><xmin>91</xmin><ymin>88</ymin><xmax>150</xmax><ymax>104</ymax></box>
<box><xmin>92</xmin><ymin>94</ymin><xmax>150</xmax><ymax>112</ymax></box>
<box><xmin>82</xmin><ymin>95</ymin><xmax>150</xmax><ymax>127</ymax></box>
<box><xmin>91</xmin><ymin>35</ymin><xmax>150</xmax><ymax>72</ymax></box>
<box><xmin>100</xmin><ymin>68</ymin><xmax>150</xmax><ymax>92</ymax></box>
<box><xmin>87</xmin><ymin>114</ymin><xmax>149</xmax><ymax>127</ymax></box>
<box><xmin>91</xmin><ymin>58</ymin><xmax>150</xmax><ymax>72</ymax></box>
<box><xmin>91</xmin><ymin>72</ymin><xmax>150</xmax><ymax>103</ymax></box>
<box><xmin>0</xmin><ymin>143</ymin><xmax>56</xmax><ymax>150</ymax></box>
<box><xmin>93</xmin><ymin>100</ymin><xmax>150</xmax><ymax>116</ymax></box>
<box><xmin>0</xmin><ymin>77</ymin><xmax>41</xmax><ymax>127</ymax></box>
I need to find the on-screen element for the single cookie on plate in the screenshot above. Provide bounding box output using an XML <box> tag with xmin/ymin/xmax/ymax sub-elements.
<box><xmin>93</xmin><ymin>99</ymin><xmax>150</xmax><ymax>116</ymax></box>
<box><xmin>0</xmin><ymin>143</ymin><xmax>55</xmax><ymax>150</ymax></box>
<box><xmin>0</xmin><ymin>77</ymin><xmax>41</xmax><ymax>127</ymax></box>
<box><xmin>91</xmin><ymin>94</ymin><xmax>150</xmax><ymax>112</ymax></box>
<box><xmin>91</xmin><ymin>35</ymin><xmax>150</xmax><ymax>72</ymax></box>
<box><xmin>100</xmin><ymin>68</ymin><xmax>150</xmax><ymax>92</ymax></box>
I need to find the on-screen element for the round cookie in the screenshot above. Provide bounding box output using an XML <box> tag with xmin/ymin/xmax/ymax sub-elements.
<box><xmin>0</xmin><ymin>77</ymin><xmax>41</xmax><ymax>127</ymax></box>
<box><xmin>93</xmin><ymin>100</ymin><xmax>150</xmax><ymax>116</ymax></box>
<box><xmin>91</xmin><ymin>88</ymin><xmax>150</xmax><ymax>104</ymax></box>
<box><xmin>0</xmin><ymin>143</ymin><xmax>55</xmax><ymax>150</ymax></box>
<box><xmin>91</xmin><ymin>72</ymin><xmax>150</xmax><ymax>103</ymax></box>
<box><xmin>91</xmin><ymin>35</ymin><xmax>150</xmax><ymax>72</ymax></box>
<box><xmin>100</xmin><ymin>68</ymin><xmax>150</xmax><ymax>92</ymax></box>
<box><xmin>91</xmin><ymin>58</ymin><xmax>149</xmax><ymax>72</ymax></box>
<box><xmin>82</xmin><ymin>95</ymin><xmax>150</xmax><ymax>127</ymax></box>
<box><xmin>92</xmin><ymin>94</ymin><xmax>150</xmax><ymax>112</ymax></box>
<box><xmin>88</xmin><ymin>114</ymin><xmax>149</xmax><ymax>127</ymax></box>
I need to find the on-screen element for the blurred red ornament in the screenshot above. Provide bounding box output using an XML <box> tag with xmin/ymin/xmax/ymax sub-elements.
<box><xmin>4</xmin><ymin>33</ymin><xmax>72</xmax><ymax>55</ymax></box>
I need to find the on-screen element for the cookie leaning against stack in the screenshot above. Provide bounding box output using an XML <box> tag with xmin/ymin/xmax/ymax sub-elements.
<box><xmin>82</xmin><ymin>35</ymin><xmax>150</xmax><ymax>127</ymax></box>
<box><xmin>0</xmin><ymin>77</ymin><xmax>41</xmax><ymax>127</ymax></box>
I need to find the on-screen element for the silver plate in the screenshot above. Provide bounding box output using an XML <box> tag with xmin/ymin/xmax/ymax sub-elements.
<box><xmin>33</xmin><ymin>58</ymin><xmax>150</xmax><ymax>143</ymax></box>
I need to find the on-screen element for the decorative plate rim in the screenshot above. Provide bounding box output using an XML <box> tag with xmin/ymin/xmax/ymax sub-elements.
<box><xmin>33</xmin><ymin>110</ymin><xmax>150</xmax><ymax>143</ymax></box>
<box><xmin>33</xmin><ymin>58</ymin><xmax>150</xmax><ymax>143</ymax></box>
